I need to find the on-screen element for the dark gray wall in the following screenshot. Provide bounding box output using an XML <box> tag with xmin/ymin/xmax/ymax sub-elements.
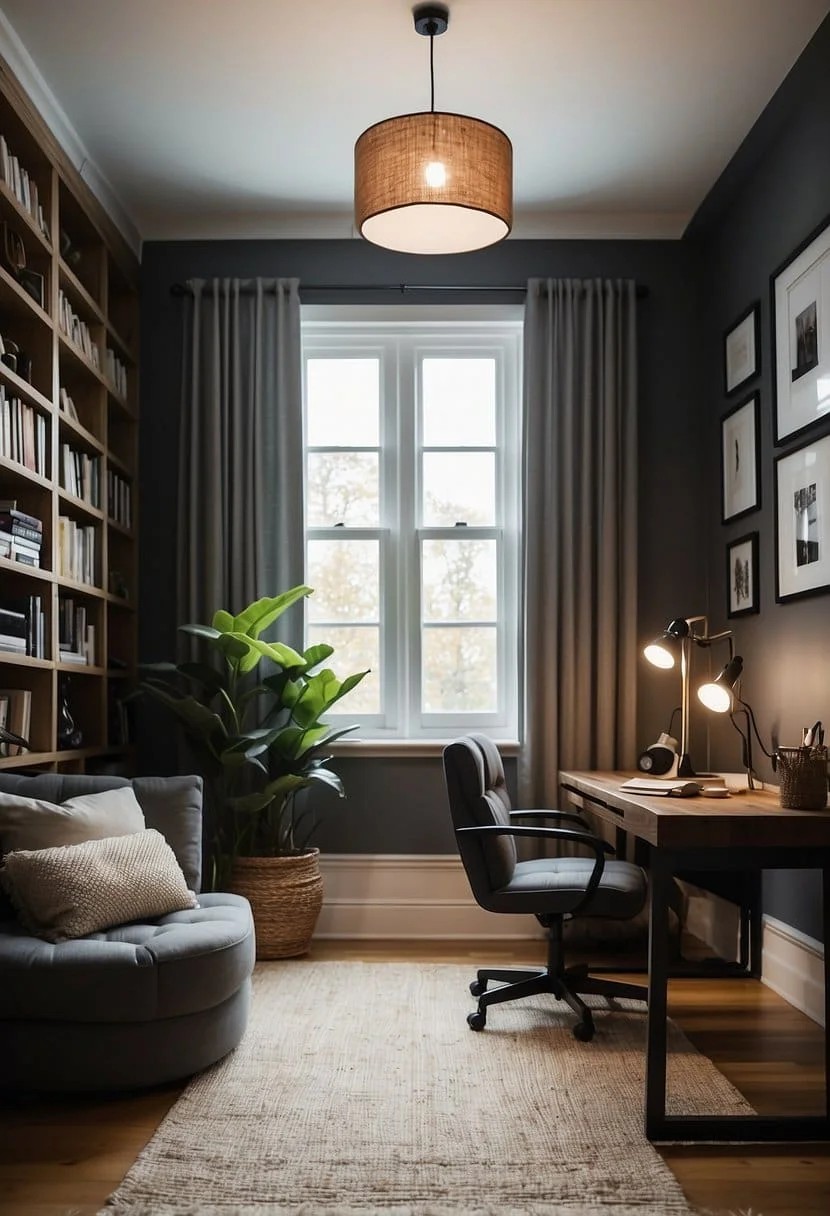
<box><xmin>687</xmin><ymin>16</ymin><xmax>830</xmax><ymax>940</ymax></box>
<box><xmin>138</xmin><ymin>238</ymin><xmax>703</xmax><ymax>852</ymax></box>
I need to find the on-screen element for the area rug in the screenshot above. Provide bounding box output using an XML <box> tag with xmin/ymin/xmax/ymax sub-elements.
<box><xmin>99</xmin><ymin>961</ymin><xmax>752</xmax><ymax>1216</ymax></box>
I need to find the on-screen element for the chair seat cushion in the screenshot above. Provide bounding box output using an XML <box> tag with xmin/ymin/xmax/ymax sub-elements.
<box><xmin>0</xmin><ymin>893</ymin><xmax>254</xmax><ymax>1023</ymax></box>
<box><xmin>487</xmin><ymin>857</ymin><xmax>647</xmax><ymax>918</ymax></box>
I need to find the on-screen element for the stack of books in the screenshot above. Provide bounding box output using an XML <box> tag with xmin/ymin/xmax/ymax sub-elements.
<box><xmin>0</xmin><ymin>594</ymin><xmax>45</xmax><ymax>657</ymax></box>
<box><xmin>0</xmin><ymin>499</ymin><xmax>43</xmax><ymax>567</ymax></box>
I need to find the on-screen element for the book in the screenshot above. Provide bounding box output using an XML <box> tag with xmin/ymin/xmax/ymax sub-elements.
<box><xmin>0</xmin><ymin>606</ymin><xmax>26</xmax><ymax>637</ymax></box>
<box><xmin>0</xmin><ymin>687</ymin><xmax>31</xmax><ymax>754</ymax></box>
<box><xmin>621</xmin><ymin>777</ymin><xmax>703</xmax><ymax>797</ymax></box>
<box><xmin>0</xmin><ymin>503</ymin><xmax>42</xmax><ymax>531</ymax></box>
<box><xmin>620</xmin><ymin>776</ymin><xmax>729</xmax><ymax>798</ymax></box>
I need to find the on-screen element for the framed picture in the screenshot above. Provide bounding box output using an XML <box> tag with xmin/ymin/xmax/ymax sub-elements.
<box><xmin>723</xmin><ymin>302</ymin><xmax>760</xmax><ymax>395</ymax></box>
<box><xmin>775</xmin><ymin>431</ymin><xmax>830</xmax><ymax>602</ymax></box>
<box><xmin>721</xmin><ymin>393</ymin><xmax>760</xmax><ymax>523</ymax></box>
<box><xmin>771</xmin><ymin>212</ymin><xmax>830</xmax><ymax>444</ymax></box>
<box><xmin>726</xmin><ymin>532</ymin><xmax>759</xmax><ymax>618</ymax></box>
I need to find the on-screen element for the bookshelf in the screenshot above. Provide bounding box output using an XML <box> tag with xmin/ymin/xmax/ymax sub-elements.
<box><xmin>0</xmin><ymin>55</ymin><xmax>139</xmax><ymax>775</ymax></box>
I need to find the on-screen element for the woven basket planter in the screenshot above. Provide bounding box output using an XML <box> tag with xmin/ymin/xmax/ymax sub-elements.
<box><xmin>230</xmin><ymin>850</ymin><xmax>323</xmax><ymax>959</ymax></box>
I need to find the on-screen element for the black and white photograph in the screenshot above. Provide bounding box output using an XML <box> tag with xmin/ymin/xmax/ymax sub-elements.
<box><xmin>794</xmin><ymin>482</ymin><xmax>819</xmax><ymax>565</ymax></box>
<box><xmin>723</xmin><ymin>302</ymin><xmax>760</xmax><ymax>395</ymax></box>
<box><xmin>773</xmin><ymin>214</ymin><xmax>830</xmax><ymax>442</ymax></box>
<box><xmin>775</xmin><ymin>431</ymin><xmax>830</xmax><ymax>602</ymax></box>
<box><xmin>721</xmin><ymin>393</ymin><xmax>760</xmax><ymax>523</ymax></box>
<box><xmin>792</xmin><ymin>300</ymin><xmax>819</xmax><ymax>382</ymax></box>
<box><xmin>726</xmin><ymin>532</ymin><xmax>759</xmax><ymax>618</ymax></box>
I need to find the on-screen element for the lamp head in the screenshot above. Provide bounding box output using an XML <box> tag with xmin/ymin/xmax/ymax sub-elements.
<box><xmin>698</xmin><ymin>655</ymin><xmax>744</xmax><ymax>713</ymax></box>
<box><xmin>643</xmin><ymin>618</ymin><xmax>690</xmax><ymax>669</ymax></box>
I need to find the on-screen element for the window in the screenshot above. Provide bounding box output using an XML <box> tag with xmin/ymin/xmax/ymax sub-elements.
<box><xmin>302</xmin><ymin>306</ymin><xmax>522</xmax><ymax>740</ymax></box>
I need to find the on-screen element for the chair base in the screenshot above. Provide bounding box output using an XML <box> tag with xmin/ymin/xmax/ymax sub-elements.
<box><xmin>466</xmin><ymin>918</ymin><xmax>648</xmax><ymax>1040</ymax></box>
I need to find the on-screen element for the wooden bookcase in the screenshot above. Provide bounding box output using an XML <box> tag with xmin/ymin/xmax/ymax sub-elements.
<box><xmin>0</xmin><ymin>55</ymin><xmax>139</xmax><ymax>775</ymax></box>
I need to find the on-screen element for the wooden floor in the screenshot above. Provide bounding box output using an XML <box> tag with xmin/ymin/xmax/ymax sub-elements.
<box><xmin>1</xmin><ymin>939</ymin><xmax>828</xmax><ymax>1216</ymax></box>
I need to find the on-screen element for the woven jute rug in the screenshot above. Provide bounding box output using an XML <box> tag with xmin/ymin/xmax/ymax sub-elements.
<box><xmin>99</xmin><ymin>961</ymin><xmax>752</xmax><ymax>1216</ymax></box>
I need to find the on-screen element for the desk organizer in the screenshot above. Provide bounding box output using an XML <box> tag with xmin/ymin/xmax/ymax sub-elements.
<box><xmin>776</xmin><ymin>746</ymin><xmax>829</xmax><ymax>810</ymax></box>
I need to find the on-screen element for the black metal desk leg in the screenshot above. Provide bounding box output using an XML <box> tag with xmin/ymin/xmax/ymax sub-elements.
<box><xmin>645</xmin><ymin>849</ymin><xmax>672</xmax><ymax>1139</ymax></box>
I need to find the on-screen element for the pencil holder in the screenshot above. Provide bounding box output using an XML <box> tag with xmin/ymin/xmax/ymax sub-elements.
<box><xmin>775</xmin><ymin>746</ymin><xmax>828</xmax><ymax>810</ymax></box>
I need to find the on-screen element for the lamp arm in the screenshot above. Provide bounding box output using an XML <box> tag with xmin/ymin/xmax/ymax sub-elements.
<box><xmin>695</xmin><ymin>630</ymin><xmax>734</xmax><ymax>657</ymax></box>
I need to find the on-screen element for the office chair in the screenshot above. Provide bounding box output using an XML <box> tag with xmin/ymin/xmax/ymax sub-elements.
<box><xmin>443</xmin><ymin>734</ymin><xmax>648</xmax><ymax>1040</ymax></box>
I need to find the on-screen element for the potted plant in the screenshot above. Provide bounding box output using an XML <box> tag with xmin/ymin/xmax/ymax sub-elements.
<box><xmin>138</xmin><ymin>584</ymin><xmax>368</xmax><ymax>957</ymax></box>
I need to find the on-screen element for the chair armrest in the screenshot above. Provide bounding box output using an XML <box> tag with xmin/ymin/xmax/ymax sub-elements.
<box><xmin>455</xmin><ymin>824</ymin><xmax>612</xmax><ymax>913</ymax></box>
<box><xmin>509</xmin><ymin>809</ymin><xmax>588</xmax><ymax>828</ymax></box>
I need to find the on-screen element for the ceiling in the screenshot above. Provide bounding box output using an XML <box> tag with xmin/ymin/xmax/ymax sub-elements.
<box><xmin>0</xmin><ymin>0</ymin><xmax>828</xmax><ymax>249</ymax></box>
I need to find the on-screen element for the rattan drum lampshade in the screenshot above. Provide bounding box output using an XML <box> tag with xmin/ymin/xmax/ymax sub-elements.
<box><xmin>354</xmin><ymin>5</ymin><xmax>512</xmax><ymax>256</ymax></box>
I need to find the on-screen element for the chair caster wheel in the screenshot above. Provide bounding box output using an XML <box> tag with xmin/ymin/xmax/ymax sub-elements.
<box><xmin>572</xmin><ymin>1019</ymin><xmax>594</xmax><ymax>1042</ymax></box>
<box><xmin>470</xmin><ymin>979</ymin><xmax>486</xmax><ymax>997</ymax></box>
<box><xmin>467</xmin><ymin>1010</ymin><xmax>486</xmax><ymax>1031</ymax></box>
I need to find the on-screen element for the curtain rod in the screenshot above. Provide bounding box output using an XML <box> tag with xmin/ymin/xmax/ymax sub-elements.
<box><xmin>170</xmin><ymin>281</ymin><xmax>649</xmax><ymax>298</ymax></box>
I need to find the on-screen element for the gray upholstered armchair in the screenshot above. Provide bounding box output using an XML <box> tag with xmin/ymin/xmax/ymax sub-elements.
<box><xmin>0</xmin><ymin>772</ymin><xmax>254</xmax><ymax>1092</ymax></box>
<box><xmin>443</xmin><ymin>734</ymin><xmax>648</xmax><ymax>1040</ymax></box>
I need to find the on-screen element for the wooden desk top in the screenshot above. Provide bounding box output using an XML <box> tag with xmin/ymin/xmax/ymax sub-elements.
<box><xmin>559</xmin><ymin>769</ymin><xmax>830</xmax><ymax>850</ymax></box>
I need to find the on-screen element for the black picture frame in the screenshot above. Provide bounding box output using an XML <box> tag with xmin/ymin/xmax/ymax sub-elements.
<box><xmin>721</xmin><ymin>392</ymin><xmax>760</xmax><ymax>523</ymax></box>
<box><xmin>771</xmin><ymin>211</ymin><xmax>830</xmax><ymax>445</ymax></box>
<box><xmin>726</xmin><ymin>532</ymin><xmax>759</xmax><ymax>618</ymax></box>
<box><xmin>723</xmin><ymin>302</ymin><xmax>760</xmax><ymax>396</ymax></box>
<box><xmin>774</xmin><ymin>430</ymin><xmax>830</xmax><ymax>603</ymax></box>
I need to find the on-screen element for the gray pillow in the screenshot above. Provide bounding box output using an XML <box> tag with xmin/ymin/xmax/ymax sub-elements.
<box><xmin>0</xmin><ymin>829</ymin><xmax>198</xmax><ymax>942</ymax></box>
<box><xmin>0</xmin><ymin>786</ymin><xmax>146</xmax><ymax>854</ymax></box>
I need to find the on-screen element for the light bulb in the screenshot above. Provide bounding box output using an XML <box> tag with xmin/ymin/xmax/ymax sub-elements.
<box><xmin>643</xmin><ymin>642</ymin><xmax>675</xmax><ymax>669</ymax></box>
<box><xmin>698</xmin><ymin>682</ymin><xmax>731</xmax><ymax>713</ymax></box>
<box><xmin>424</xmin><ymin>160</ymin><xmax>447</xmax><ymax>188</ymax></box>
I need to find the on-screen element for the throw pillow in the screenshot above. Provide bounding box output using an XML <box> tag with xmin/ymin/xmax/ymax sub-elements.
<box><xmin>0</xmin><ymin>786</ymin><xmax>146</xmax><ymax>855</ymax></box>
<box><xmin>0</xmin><ymin>829</ymin><xmax>198</xmax><ymax>942</ymax></box>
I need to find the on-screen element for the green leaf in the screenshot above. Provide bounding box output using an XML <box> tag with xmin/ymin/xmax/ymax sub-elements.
<box><xmin>232</xmin><ymin>586</ymin><xmax>313</xmax><ymax>638</ymax></box>
<box><xmin>231</xmin><ymin>634</ymin><xmax>305</xmax><ymax>670</ymax></box>
<box><xmin>216</xmin><ymin>633</ymin><xmax>254</xmax><ymax>663</ymax></box>
<box><xmin>305</xmin><ymin>768</ymin><xmax>345</xmax><ymax>796</ymax></box>
<box><xmin>179</xmin><ymin>623</ymin><xmax>221</xmax><ymax>642</ymax></box>
<box><xmin>302</xmin><ymin>643</ymin><xmax>334</xmax><ymax>670</ymax></box>
<box><xmin>212</xmin><ymin>609</ymin><xmax>235</xmax><ymax>632</ymax></box>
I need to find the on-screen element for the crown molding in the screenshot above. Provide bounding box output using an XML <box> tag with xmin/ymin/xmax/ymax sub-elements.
<box><xmin>0</xmin><ymin>8</ymin><xmax>142</xmax><ymax>257</ymax></box>
<box><xmin>140</xmin><ymin>207</ymin><xmax>689</xmax><ymax>243</ymax></box>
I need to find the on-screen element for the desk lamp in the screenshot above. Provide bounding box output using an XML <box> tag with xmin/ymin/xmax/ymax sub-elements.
<box><xmin>643</xmin><ymin>615</ymin><xmax>735</xmax><ymax>777</ymax></box>
<box><xmin>702</xmin><ymin>655</ymin><xmax>776</xmax><ymax>789</ymax></box>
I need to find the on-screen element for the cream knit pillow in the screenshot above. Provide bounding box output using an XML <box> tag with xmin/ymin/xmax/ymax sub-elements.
<box><xmin>0</xmin><ymin>829</ymin><xmax>197</xmax><ymax>942</ymax></box>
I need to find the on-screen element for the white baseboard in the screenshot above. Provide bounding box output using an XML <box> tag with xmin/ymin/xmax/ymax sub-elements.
<box><xmin>316</xmin><ymin>854</ymin><xmax>543</xmax><ymax>939</ymax></box>
<box><xmin>761</xmin><ymin>916</ymin><xmax>826</xmax><ymax>1027</ymax></box>
<box><xmin>317</xmin><ymin>856</ymin><xmax>827</xmax><ymax>1026</ymax></box>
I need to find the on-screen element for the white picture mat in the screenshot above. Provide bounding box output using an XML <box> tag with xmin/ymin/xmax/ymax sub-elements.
<box><xmin>722</xmin><ymin>396</ymin><xmax>758</xmax><ymax>519</ymax></box>
<box><xmin>774</xmin><ymin>221</ymin><xmax>830</xmax><ymax>441</ymax></box>
<box><xmin>728</xmin><ymin>537</ymin><xmax>756</xmax><ymax>614</ymax></box>
<box><xmin>776</xmin><ymin>432</ymin><xmax>830</xmax><ymax>599</ymax></box>
<box><xmin>725</xmin><ymin>311</ymin><xmax>756</xmax><ymax>392</ymax></box>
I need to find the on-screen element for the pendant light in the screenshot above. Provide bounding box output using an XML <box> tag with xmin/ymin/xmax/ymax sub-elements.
<box><xmin>354</xmin><ymin>4</ymin><xmax>513</xmax><ymax>255</ymax></box>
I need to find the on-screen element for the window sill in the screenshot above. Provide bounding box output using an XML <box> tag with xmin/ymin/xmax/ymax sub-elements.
<box><xmin>330</xmin><ymin>739</ymin><xmax>521</xmax><ymax>759</ymax></box>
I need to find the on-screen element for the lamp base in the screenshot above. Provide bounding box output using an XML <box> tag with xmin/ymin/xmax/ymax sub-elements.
<box><xmin>676</xmin><ymin>754</ymin><xmax>719</xmax><ymax>779</ymax></box>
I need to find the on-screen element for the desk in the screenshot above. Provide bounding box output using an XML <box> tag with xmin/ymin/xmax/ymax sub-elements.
<box><xmin>559</xmin><ymin>769</ymin><xmax>830</xmax><ymax>1143</ymax></box>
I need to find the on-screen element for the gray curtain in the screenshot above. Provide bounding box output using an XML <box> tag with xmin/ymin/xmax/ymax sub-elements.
<box><xmin>520</xmin><ymin>278</ymin><xmax>638</xmax><ymax>807</ymax></box>
<box><xmin>177</xmin><ymin>277</ymin><xmax>303</xmax><ymax>647</ymax></box>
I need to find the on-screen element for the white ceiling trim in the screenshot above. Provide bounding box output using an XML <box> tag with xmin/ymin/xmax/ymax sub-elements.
<box><xmin>0</xmin><ymin>9</ymin><xmax>141</xmax><ymax>256</ymax></box>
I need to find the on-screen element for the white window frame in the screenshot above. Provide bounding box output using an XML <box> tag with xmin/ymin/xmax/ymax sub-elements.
<box><xmin>302</xmin><ymin>304</ymin><xmax>522</xmax><ymax>742</ymax></box>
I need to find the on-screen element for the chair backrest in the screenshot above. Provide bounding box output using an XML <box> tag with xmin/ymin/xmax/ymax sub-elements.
<box><xmin>443</xmin><ymin>734</ymin><xmax>517</xmax><ymax>899</ymax></box>
<box><xmin>0</xmin><ymin>773</ymin><xmax>204</xmax><ymax>892</ymax></box>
